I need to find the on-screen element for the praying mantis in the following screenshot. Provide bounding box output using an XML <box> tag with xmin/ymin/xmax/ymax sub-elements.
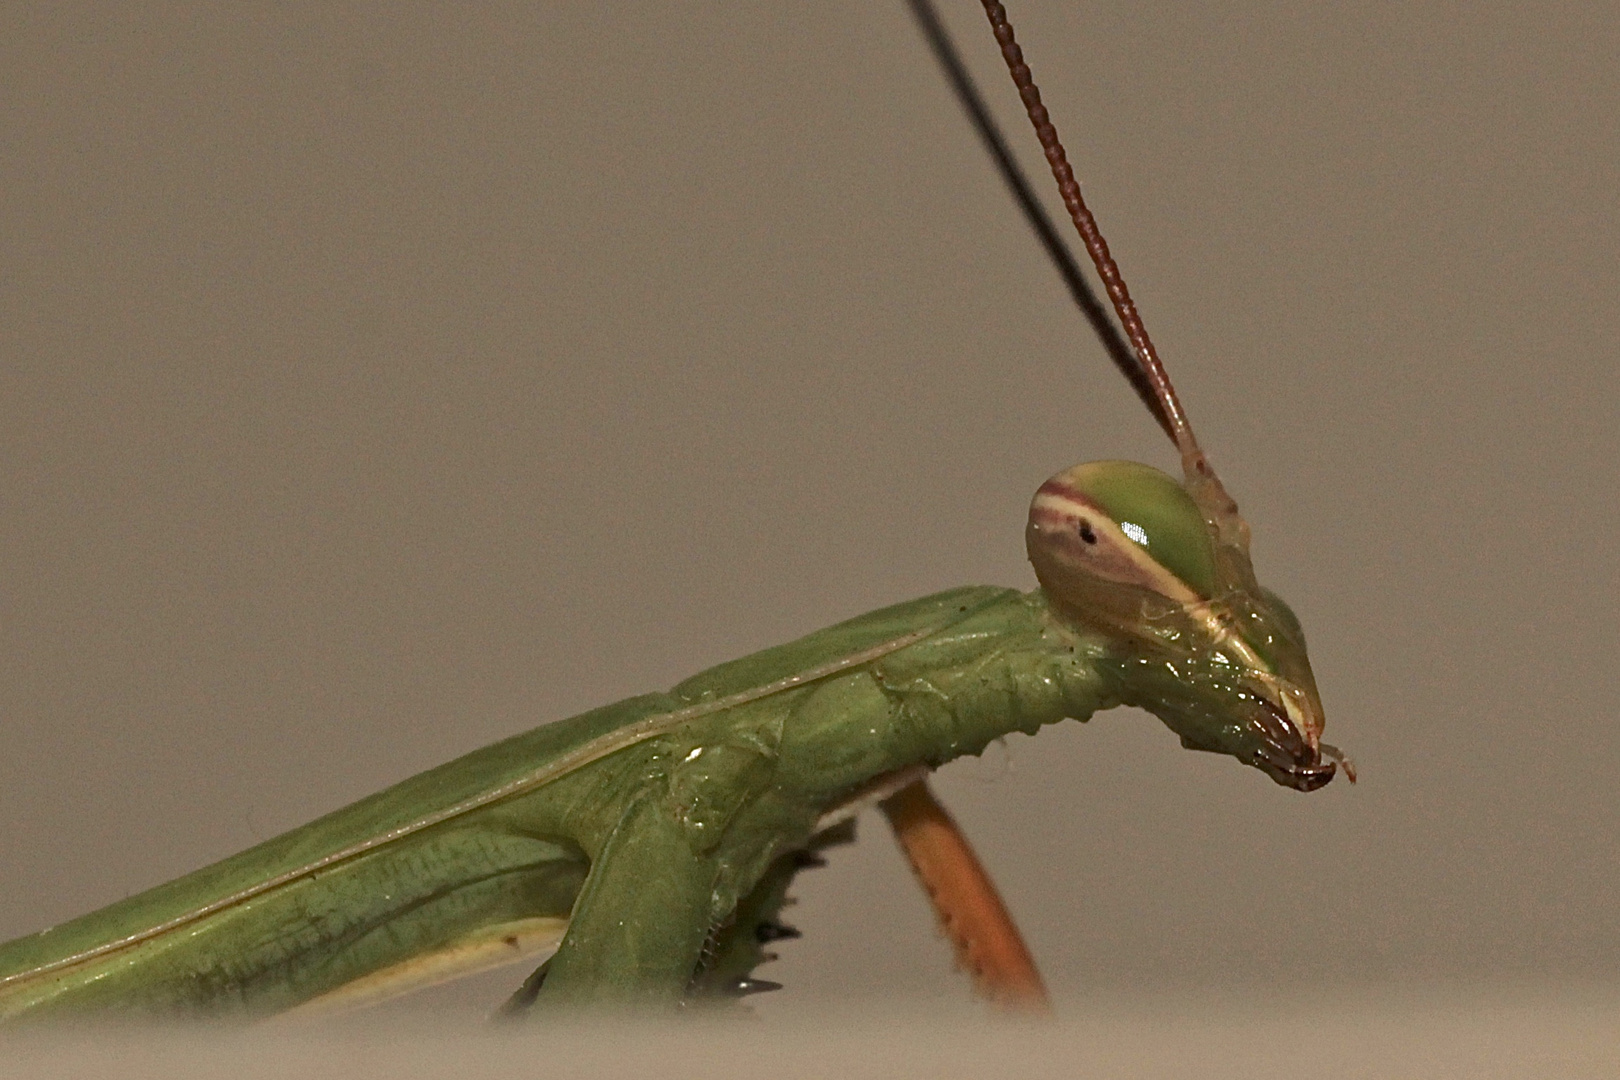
<box><xmin>0</xmin><ymin>0</ymin><xmax>1351</xmax><ymax>1020</ymax></box>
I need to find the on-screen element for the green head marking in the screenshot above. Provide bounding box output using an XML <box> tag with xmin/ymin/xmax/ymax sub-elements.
<box><xmin>1025</xmin><ymin>460</ymin><xmax>1215</xmax><ymax>606</ymax></box>
<box><xmin>1069</xmin><ymin>461</ymin><xmax>1216</xmax><ymax>597</ymax></box>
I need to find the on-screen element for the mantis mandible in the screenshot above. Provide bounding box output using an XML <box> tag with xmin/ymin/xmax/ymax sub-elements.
<box><xmin>0</xmin><ymin>0</ymin><xmax>1350</xmax><ymax>1022</ymax></box>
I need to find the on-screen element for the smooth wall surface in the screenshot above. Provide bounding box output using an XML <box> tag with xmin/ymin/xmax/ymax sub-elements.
<box><xmin>1</xmin><ymin>0</ymin><xmax>1616</xmax><ymax>1031</ymax></box>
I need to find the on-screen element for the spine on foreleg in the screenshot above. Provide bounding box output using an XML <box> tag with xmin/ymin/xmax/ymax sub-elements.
<box><xmin>685</xmin><ymin>819</ymin><xmax>857</xmax><ymax>1003</ymax></box>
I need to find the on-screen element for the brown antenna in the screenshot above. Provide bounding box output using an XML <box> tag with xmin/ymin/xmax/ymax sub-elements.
<box><xmin>904</xmin><ymin>0</ymin><xmax>1172</xmax><ymax>442</ymax></box>
<box><xmin>977</xmin><ymin>0</ymin><xmax>1220</xmax><ymax>487</ymax></box>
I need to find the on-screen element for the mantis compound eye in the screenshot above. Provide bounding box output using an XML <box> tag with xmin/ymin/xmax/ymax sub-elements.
<box><xmin>1025</xmin><ymin>460</ymin><xmax>1217</xmax><ymax>606</ymax></box>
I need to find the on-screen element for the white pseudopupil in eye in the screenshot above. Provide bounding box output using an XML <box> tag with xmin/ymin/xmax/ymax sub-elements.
<box><xmin>1119</xmin><ymin>521</ymin><xmax>1149</xmax><ymax>546</ymax></box>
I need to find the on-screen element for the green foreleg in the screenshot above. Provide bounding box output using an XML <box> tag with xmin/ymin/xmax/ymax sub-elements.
<box><xmin>532</xmin><ymin>795</ymin><xmax>720</xmax><ymax>1010</ymax></box>
<box><xmin>686</xmin><ymin>818</ymin><xmax>856</xmax><ymax>1004</ymax></box>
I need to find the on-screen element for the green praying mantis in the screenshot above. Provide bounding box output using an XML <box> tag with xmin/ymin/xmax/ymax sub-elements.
<box><xmin>0</xmin><ymin>0</ymin><xmax>1351</xmax><ymax>1021</ymax></box>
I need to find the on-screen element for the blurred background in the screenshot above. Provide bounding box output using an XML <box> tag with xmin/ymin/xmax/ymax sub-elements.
<box><xmin>0</xmin><ymin>0</ymin><xmax>1616</xmax><ymax>1032</ymax></box>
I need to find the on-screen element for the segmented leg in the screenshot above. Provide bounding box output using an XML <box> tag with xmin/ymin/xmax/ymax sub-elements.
<box><xmin>880</xmin><ymin>779</ymin><xmax>1050</xmax><ymax>1013</ymax></box>
<box><xmin>530</xmin><ymin>794</ymin><xmax>720</xmax><ymax>1010</ymax></box>
<box><xmin>685</xmin><ymin>819</ymin><xmax>855</xmax><ymax>1004</ymax></box>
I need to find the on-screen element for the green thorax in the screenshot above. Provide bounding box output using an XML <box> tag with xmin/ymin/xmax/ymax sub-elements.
<box><xmin>0</xmin><ymin>586</ymin><xmax>1113</xmax><ymax>1021</ymax></box>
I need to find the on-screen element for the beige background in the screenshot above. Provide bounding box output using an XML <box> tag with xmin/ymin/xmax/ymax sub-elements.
<box><xmin>0</xmin><ymin>0</ymin><xmax>1616</xmax><ymax>1040</ymax></box>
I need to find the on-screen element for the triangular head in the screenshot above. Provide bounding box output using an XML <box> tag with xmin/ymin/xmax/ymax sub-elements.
<box><xmin>1028</xmin><ymin>460</ymin><xmax>1349</xmax><ymax>792</ymax></box>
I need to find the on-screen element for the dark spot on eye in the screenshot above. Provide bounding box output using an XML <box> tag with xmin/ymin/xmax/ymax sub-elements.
<box><xmin>1078</xmin><ymin>520</ymin><xmax>1098</xmax><ymax>544</ymax></box>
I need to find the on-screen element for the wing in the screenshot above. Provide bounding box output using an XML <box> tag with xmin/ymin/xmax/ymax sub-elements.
<box><xmin>0</xmin><ymin>586</ymin><xmax>1014</xmax><ymax>1018</ymax></box>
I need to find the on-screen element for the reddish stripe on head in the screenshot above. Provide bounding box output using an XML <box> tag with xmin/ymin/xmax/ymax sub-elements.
<box><xmin>1032</xmin><ymin>477</ymin><xmax>1099</xmax><ymax>508</ymax></box>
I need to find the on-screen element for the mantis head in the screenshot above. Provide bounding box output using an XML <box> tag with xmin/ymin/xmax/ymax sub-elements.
<box><xmin>1027</xmin><ymin>459</ymin><xmax>1349</xmax><ymax>792</ymax></box>
<box><xmin>926</xmin><ymin>0</ymin><xmax>1351</xmax><ymax>791</ymax></box>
